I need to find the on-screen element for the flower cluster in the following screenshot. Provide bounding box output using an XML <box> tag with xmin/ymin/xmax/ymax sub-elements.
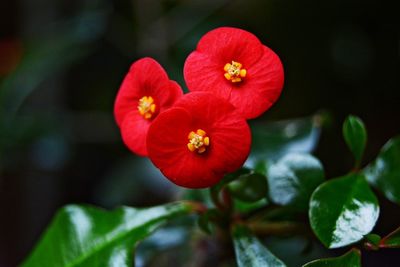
<box><xmin>114</xmin><ymin>27</ymin><xmax>284</xmax><ymax>188</ymax></box>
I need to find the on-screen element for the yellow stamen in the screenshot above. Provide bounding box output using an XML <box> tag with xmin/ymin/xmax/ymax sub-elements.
<box><xmin>223</xmin><ymin>61</ymin><xmax>247</xmax><ymax>83</ymax></box>
<box><xmin>187</xmin><ymin>129</ymin><xmax>210</xmax><ymax>154</ymax></box>
<box><xmin>138</xmin><ymin>96</ymin><xmax>156</xmax><ymax>120</ymax></box>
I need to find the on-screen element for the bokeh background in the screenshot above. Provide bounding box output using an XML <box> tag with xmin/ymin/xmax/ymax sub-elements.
<box><xmin>0</xmin><ymin>0</ymin><xmax>399</xmax><ymax>266</ymax></box>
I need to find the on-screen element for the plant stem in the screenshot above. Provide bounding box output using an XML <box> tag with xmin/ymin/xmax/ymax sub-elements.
<box><xmin>221</xmin><ymin>187</ymin><xmax>232</xmax><ymax>211</ymax></box>
<box><xmin>210</xmin><ymin>187</ymin><xmax>225</xmax><ymax>210</ymax></box>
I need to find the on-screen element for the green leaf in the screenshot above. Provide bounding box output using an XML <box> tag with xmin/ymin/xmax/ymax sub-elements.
<box><xmin>342</xmin><ymin>115</ymin><xmax>367</xmax><ymax>166</ymax></box>
<box><xmin>232</xmin><ymin>224</ymin><xmax>287</xmax><ymax>267</ymax></box>
<box><xmin>229</xmin><ymin>173</ymin><xmax>268</xmax><ymax>202</ymax></box>
<box><xmin>363</xmin><ymin>136</ymin><xmax>400</xmax><ymax>205</ymax></box>
<box><xmin>309</xmin><ymin>174</ymin><xmax>379</xmax><ymax>248</ymax></box>
<box><xmin>380</xmin><ymin>226</ymin><xmax>400</xmax><ymax>248</ymax></box>
<box><xmin>302</xmin><ymin>248</ymin><xmax>361</xmax><ymax>267</ymax></box>
<box><xmin>247</xmin><ymin>114</ymin><xmax>324</xmax><ymax>166</ymax></box>
<box><xmin>267</xmin><ymin>153</ymin><xmax>324</xmax><ymax>210</ymax></box>
<box><xmin>22</xmin><ymin>202</ymin><xmax>194</xmax><ymax>267</ymax></box>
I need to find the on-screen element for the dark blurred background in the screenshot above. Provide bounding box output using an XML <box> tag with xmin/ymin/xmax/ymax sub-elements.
<box><xmin>0</xmin><ymin>0</ymin><xmax>399</xmax><ymax>266</ymax></box>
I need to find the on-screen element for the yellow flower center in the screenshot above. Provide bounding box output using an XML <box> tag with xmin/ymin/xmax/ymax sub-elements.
<box><xmin>187</xmin><ymin>129</ymin><xmax>210</xmax><ymax>154</ymax></box>
<box><xmin>224</xmin><ymin>61</ymin><xmax>247</xmax><ymax>83</ymax></box>
<box><xmin>138</xmin><ymin>96</ymin><xmax>156</xmax><ymax>119</ymax></box>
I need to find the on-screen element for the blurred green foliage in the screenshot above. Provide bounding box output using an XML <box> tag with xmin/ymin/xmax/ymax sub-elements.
<box><xmin>0</xmin><ymin>0</ymin><xmax>399</xmax><ymax>266</ymax></box>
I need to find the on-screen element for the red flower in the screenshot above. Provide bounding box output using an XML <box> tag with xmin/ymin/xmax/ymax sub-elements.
<box><xmin>114</xmin><ymin>57</ymin><xmax>182</xmax><ymax>156</ymax></box>
<box><xmin>184</xmin><ymin>27</ymin><xmax>284</xmax><ymax>119</ymax></box>
<box><xmin>147</xmin><ymin>92</ymin><xmax>251</xmax><ymax>188</ymax></box>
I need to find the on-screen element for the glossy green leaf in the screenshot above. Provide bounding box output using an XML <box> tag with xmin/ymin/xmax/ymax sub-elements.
<box><xmin>22</xmin><ymin>202</ymin><xmax>194</xmax><ymax>267</ymax></box>
<box><xmin>309</xmin><ymin>174</ymin><xmax>379</xmax><ymax>248</ymax></box>
<box><xmin>342</xmin><ymin>115</ymin><xmax>367</xmax><ymax>165</ymax></box>
<box><xmin>380</xmin><ymin>226</ymin><xmax>400</xmax><ymax>248</ymax></box>
<box><xmin>267</xmin><ymin>153</ymin><xmax>324</xmax><ymax>210</ymax></box>
<box><xmin>302</xmin><ymin>248</ymin><xmax>361</xmax><ymax>267</ymax></box>
<box><xmin>229</xmin><ymin>173</ymin><xmax>268</xmax><ymax>202</ymax></box>
<box><xmin>232</xmin><ymin>225</ymin><xmax>287</xmax><ymax>267</ymax></box>
<box><xmin>364</xmin><ymin>136</ymin><xmax>400</xmax><ymax>205</ymax></box>
<box><xmin>247</xmin><ymin>114</ymin><xmax>324</xmax><ymax>166</ymax></box>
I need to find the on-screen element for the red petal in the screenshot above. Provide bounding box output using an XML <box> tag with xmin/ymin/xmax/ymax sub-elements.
<box><xmin>229</xmin><ymin>45</ymin><xmax>284</xmax><ymax>119</ymax></box>
<box><xmin>196</xmin><ymin>27</ymin><xmax>264</xmax><ymax>66</ymax></box>
<box><xmin>175</xmin><ymin>92</ymin><xmax>251</xmax><ymax>174</ymax></box>
<box><xmin>206</xmin><ymin>115</ymin><xmax>251</xmax><ymax>174</ymax></box>
<box><xmin>184</xmin><ymin>51</ymin><xmax>232</xmax><ymax>99</ymax></box>
<box><xmin>184</xmin><ymin>29</ymin><xmax>284</xmax><ymax>119</ymax></box>
<box><xmin>147</xmin><ymin>107</ymin><xmax>221</xmax><ymax>188</ymax></box>
<box><xmin>148</xmin><ymin>92</ymin><xmax>251</xmax><ymax>188</ymax></box>
<box><xmin>147</xmin><ymin>107</ymin><xmax>192</xmax><ymax>171</ymax></box>
<box><xmin>120</xmin><ymin>110</ymin><xmax>151</xmax><ymax>156</ymax></box>
<box><xmin>114</xmin><ymin>57</ymin><xmax>181</xmax><ymax>127</ymax></box>
<box><xmin>156</xmin><ymin>80</ymin><xmax>183</xmax><ymax>110</ymax></box>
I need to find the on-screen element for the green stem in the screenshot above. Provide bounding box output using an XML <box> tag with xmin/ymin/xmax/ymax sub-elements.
<box><xmin>210</xmin><ymin>187</ymin><xmax>225</xmax><ymax>210</ymax></box>
<box><xmin>221</xmin><ymin>187</ymin><xmax>233</xmax><ymax>211</ymax></box>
